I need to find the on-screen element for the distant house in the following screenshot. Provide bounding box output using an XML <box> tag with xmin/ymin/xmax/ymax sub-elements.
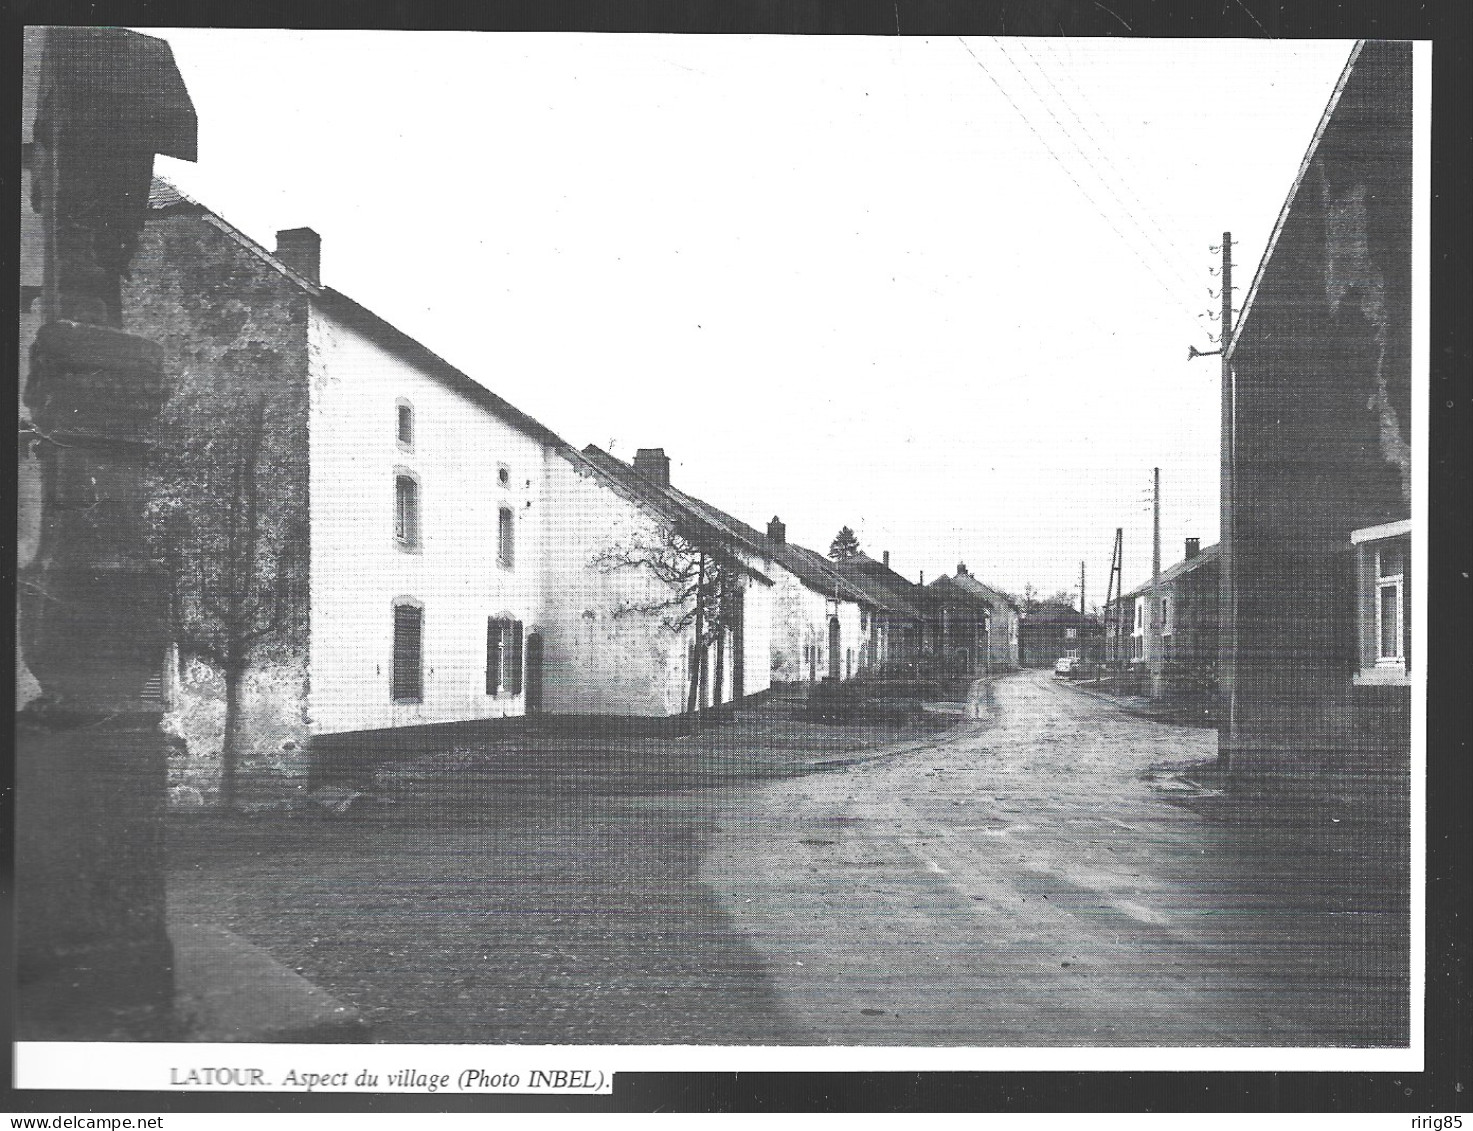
<box><xmin>832</xmin><ymin>552</ymin><xmax>929</xmax><ymax>676</ymax></box>
<box><xmin>759</xmin><ymin>517</ymin><xmax>871</xmax><ymax>686</ymax></box>
<box><xmin>1019</xmin><ymin>603</ymin><xmax>1102</xmax><ymax>668</ymax></box>
<box><xmin>572</xmin><ymin>446</ymin><xmax>776</xmax><ymax>713</ymax></box>
<box><xmin>1111</xmin><ymin>539</ymin><xmax>1219</xmax><ymax>698</ymax></box>
<box><xmin>1219</xmin><ymin>40</ymin><xmax>1412</xmax><ymax>770</ymax></box>
<box><xmin>926</xmin><ymin>564</ymin><xmax>1021</xmax><ymax>674</ymax></box>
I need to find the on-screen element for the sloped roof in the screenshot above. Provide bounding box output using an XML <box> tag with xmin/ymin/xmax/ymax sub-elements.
<box><xmin>929</xmin><ymin>571</ymin><xmax>1021</xmax><ymax>612</ymax></box>
<box><xmin>577</xmin><ymin>447</ymin><xmax>773</xmax><ymax>586</ymax></box>
<box><xmin>575</xmin><ymin>448</ymin><xmax>883</xmax><ymax>604</ymax></box>
<box><xmin>146</xmin><ymin>178</ymin><xmax>566</xmax><ymax>450</ymax></box>
<box><xmin>832</xmin><ymin>554</ymin><xmax>927</xmax><ymax>619</ymax></box>
<box><xmin>1118</xmin><ymin>542</ymin><xmax>1220</xmax><ymax>603</ymax></box>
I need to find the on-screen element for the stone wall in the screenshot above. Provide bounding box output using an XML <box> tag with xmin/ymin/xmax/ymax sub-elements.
<box><xmin>122</xmin><ymin>208</ymin><xmax>312</xmax><ymax>799</ymax></box>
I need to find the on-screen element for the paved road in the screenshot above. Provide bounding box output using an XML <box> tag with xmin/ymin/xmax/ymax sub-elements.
<box><xmin>702</xmin><ymin>669</ymin><xmax>1408</xmax><ymax>1046</ymax></box>
<box><xmin>170</xmin><ymin>668</ymin><xmax>1406</xmax><ymax>1046</ymax></box>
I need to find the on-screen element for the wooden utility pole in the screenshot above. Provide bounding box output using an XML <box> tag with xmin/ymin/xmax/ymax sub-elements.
<box><xmin>1187</xmin><ymin>233</ymin><xmax>1234</xmax><ymax>754</ymax></box>
<box><xmin>1079</xmin><ymin>560</ymin><xmax>1086</xmax><ymax>617</ymax></box>
<box><xmin>1217</xmin><ymin>233</ymin><xmax>1236</xmax><ymax>767</ymax></box>
<box><xmin>1106</xmin><ymin>527</ymin><xmax>1123</xmax><ymax>677</ymax></box>
<box><xmin>1148</xmin><ymin>467</ymin><xmax>1163</xmax><ymax>699</ymax></box>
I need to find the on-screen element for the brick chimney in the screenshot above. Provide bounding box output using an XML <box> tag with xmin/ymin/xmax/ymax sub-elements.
<box><xmin>1185</xmin><ymin>537</ymin><xmax>1201</xmax><ymax>560</ymax></box>
<box><xmin>274</xmin><ymin>228</ymin><xmax>320</xmax><ymax>286</ymax></box>
<box><xmin>882</xmin><ymin>551</ymin><xmax>889</xmax><ymax>569</ymax></box>
<box><xmin>767</xmin><ymin>516</ymin><xmax>786</xmax><ymax>544</ymax></box>
<box><xmin>957</xmin><ymin>562</ymin><xmax>969</xmax><ymax>577</ymax></box>
<box><xmin>633</xmin><ymin>447</ymin><xmax>670</xmax><ymax>488</ymax></box>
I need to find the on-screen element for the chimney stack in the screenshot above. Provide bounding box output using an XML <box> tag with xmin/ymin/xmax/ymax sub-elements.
<box><xmin>882</xmin><ymin>550</ymin><xmax>889</xmax><ymax>569</ymax></box>
<box><xmin>767</xmin><ymin>516</ymin><xmax>786</xmax><ymax>544</ymax></box>
<box><xmin>274</xmin><ymin>227</ymin><xmax>321</xmax><ymax>286</ymax></box>
<box><xmin>633</xmin><ymin>448</ymin><xmax>671</xmax><ymax>488</ymax></box>
<box><xmin>1185</xmin><ymin>537</ymin><xmax>1201</xmax><ymax>560</ymax></box>
<box><xmin>957</xmin><ymin>562</ymin><xmax>969</xmax><ymax>577</ymax></box>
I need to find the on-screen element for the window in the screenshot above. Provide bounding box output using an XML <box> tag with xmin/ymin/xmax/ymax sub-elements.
<box><xmin>1352</xmin><ymin>521</ymin><xmax>1411</xmax><ymax>685</ymax></box>
<box><xmin>497</xmin><ymin>463</ymin><xmax>511</xmax><ymax>488</ymax></box>
<box><xmin>486</xmin><ymin>617</ymin><xmax>524</xmax><ymax>695</ymax></box>
<box><xmin>396</xmin><ymin>400</ymin><xmax>414</xmax><ymax>449</ymax></box>
<box><xmin>394</xmin><ymin>472</ymin><xmax>420</xmax><ymax>549</ymax></box>
<box><xmin>1376</xmin><ymin>545</ymin><xmax>1404</xmax><ymax>663</ymax></box>
<box><xmin>498</xmin><ymin>506</ymin><xmax>515</xmax><ymax>568</ymax></box>
<box><xmin>1065</xmin><ymin>627</ymin><xmax>1078</xmax><ymax>640</ymax></box>
<box><xmin>1161</xmin><ymin>596</ymin><xmax>1172</xmax><ymax>637</ymax></box>
<box><xmin>392</xmin><ymin>602</ymin><xmax>423</xmax><ymax>702</ymax></box>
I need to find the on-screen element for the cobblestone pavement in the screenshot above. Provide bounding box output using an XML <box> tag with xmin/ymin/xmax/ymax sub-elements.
<box><xmin>702</xmin><ymin>669</ymin><xmax>1409</xmax><ymax>1046</ymax></box>
<box><xmin>169</xmin><ymin>670</ymin><xmax>1407</xmax><ymax>1046</ymax></box>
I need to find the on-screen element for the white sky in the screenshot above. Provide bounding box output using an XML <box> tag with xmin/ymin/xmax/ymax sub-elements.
<box><xmin>142</xmin><ymin>30</ymin><xmax>1354</xmax><ymax>602</ymax></box>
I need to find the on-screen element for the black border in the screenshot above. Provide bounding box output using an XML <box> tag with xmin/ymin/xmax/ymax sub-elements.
<box><xmin>5</xmin><ymin>0</ymin><xmax>1468</xmax><ymax>1115</ymax></box>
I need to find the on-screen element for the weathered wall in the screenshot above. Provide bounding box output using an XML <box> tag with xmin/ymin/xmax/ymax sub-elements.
<box><xmin>540</xmin><ymin>454</ymin><xmax>691</xmax><ymax>716</ymax></box>
<box><xmin>768</xmin><ymin>567</ymin><xmax>861</xmax><ymax>685</ymax></box>
<box><xmin>122</xmin><ymin>209</ymin><xmax>312</xmax><ymax>794</ymax></box>
<box><xmin>1227</xmin><ymin>41</ymin><xmax>1412</xmax><ymax>764</ymax></box>
<box><xmin>307</xmin><ymin>305</ymin><xmax>546</xmax><ymax>733</ymax></box>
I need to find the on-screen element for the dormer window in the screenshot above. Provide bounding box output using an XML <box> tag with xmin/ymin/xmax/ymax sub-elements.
<box><xmin>396</xmin><ymin>400</ymin><xmax>414</xmax><ymax>450</ymax></box>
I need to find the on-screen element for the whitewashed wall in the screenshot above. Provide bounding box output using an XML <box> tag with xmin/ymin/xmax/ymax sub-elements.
<box><xmin>307</xmin><ymin>306</ymin><xmax>546</xmax><ymax>734</ymax></box>
<box><xmin>768</xmin><ymin>566</ymin><xmax>862</xmax><ymax>684</ymax></box>
<box><xmin>539</xmin><ymin>455</ymin><xmax>690</xmax><ymax>716</ymax></box>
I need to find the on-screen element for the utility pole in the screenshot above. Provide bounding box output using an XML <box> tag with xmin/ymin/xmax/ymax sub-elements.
<box><xmin>1106</xmin><ymin>527</ymin><xmax>1123</xmax><ymax>679</ymax></box>
<box><xmin>1079</xmin><ymin>560</ymin><xmax>1086</xmax><ymax>618</ymax></box>
<box><xmin>1218</xmin><ymin>233</ymin><xmax>1235</xmax><ymax>767</ymax></box>
<box><xmin>1148</xmin><ymin>467</ymin><xmax>1163</xmax><ymax>699</ymax></box>
<box><xmin>1188</xmin><ymin>232</ymin><xmax>1235</xmax><ymax>766</ymax></box>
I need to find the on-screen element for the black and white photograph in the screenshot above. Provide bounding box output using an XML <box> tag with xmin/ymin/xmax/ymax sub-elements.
<box><xmin>11</xmin><ymin>9</ymin><xmax>1451</xmax><ymax>1117</ymax></box>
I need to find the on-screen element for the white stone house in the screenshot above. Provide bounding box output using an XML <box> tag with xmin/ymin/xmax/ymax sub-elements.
<box><xmin>125</xmin><ymin>183</ymin><xmax>782</xmax><ymax>788</ymax></box>
<box><xmin>575</xmin><ymin>446</ymin><xmax>775</xmax><ymax>712</ymax></box>
<box><xmin>541</xmin><ymin>446</ymin><xmax>775</xmax><ymax>717</ymax></box>
<box><xmin>759</xmin><ymin>518</ymin><xmax>870</xmax><ymax>686</ymax></box>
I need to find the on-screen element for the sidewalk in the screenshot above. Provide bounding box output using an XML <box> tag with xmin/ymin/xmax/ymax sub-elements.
<box><xmin>1060</xmin><ymin>676</ymin><xmax>1216</xmax><ymax>728</ymax></box>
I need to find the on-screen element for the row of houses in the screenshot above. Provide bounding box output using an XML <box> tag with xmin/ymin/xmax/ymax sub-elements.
<box><xmin>123</xmin><ymin>181</ymin><xmax>1019</xmax><ymax>778</ymax></box>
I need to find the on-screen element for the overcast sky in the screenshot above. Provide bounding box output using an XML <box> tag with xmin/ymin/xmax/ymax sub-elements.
<box><xmin>142</xmin><ymin>30</ymin><xmax>1353</xmax><ymax>602</ymax></box>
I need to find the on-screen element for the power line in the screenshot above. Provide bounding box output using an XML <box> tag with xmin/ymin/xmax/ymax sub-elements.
<box><xmin>956</xmin><ymin>37</ymin><xmax>1202</xmax><ymax>332</ymax></box>
<box><xmin>1035</xmin><ymin>40</ymin><xmax>1212</xmax><ymax>279</ymax></box>
<box><xmin>995</xmin><ymin>39</ymin><xmax>1205</xmax><ymax>311</ymax></box>
<box><xmin>1014</xmin><ymin>40</ymin><xmax>1203</xmax><ymax>291</ymax></box>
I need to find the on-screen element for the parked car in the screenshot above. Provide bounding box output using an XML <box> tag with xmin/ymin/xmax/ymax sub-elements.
<box><xmin>1053</xmin><ymin>656</ymin><xmax>1077</xmax><ymax>678</ymax></box>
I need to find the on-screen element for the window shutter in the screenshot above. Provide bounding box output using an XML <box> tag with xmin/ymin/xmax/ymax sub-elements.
<box><xmin>393</xmin><ymin>604</ymin><xmax>423</xmax><ymax>701</ymax></box>
<box><xmin>486</xmin><ymin>617</ymin><xmax>503</xmax><ymax>694</ymax></box>
<box><xmin>509</xmin><ymin>620</ymin><xmax>524</xmax><ymax>695</ymax></box>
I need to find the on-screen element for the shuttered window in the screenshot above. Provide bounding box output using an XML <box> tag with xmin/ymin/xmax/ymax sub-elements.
<box><xmin>487</xmin><ymin>617</ymin><xmax>525</xmax><ymax>695</ymax></box>
<box><xmin>392</xmin><ymin>603</ymin><xmax>423</xmax><ymax>702</ymax></box>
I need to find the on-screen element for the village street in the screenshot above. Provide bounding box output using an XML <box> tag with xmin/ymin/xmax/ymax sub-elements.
<box><xmin>168</xmin><ymin>669</ymin><xmax>1407</xmax><ymax>1048</ymax></box>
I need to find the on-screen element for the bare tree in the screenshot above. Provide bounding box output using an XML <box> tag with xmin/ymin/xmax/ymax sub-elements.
<box><xmin>150</xmin><ymin>394</ymin><xmax>299</xmax><ymax>808</ymax></box>
<box><xmin>592</xmin><ymin>523</ymin><xmax>740</xmax><ymax>717</ymax></box>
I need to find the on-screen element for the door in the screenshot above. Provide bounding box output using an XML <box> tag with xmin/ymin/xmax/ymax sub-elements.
<box><xmin>828</xmin><ymin>616</ymin><xmax>841</xmax><ymax>682</ymax></box>
<box><xmin>524</xmin><ymin>632</ymin><xmax>544</xmax><ymax>714</ymax></box>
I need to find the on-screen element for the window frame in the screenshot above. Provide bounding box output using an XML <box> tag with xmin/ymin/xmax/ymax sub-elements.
<box><xmin>393</xmin><ymin>468</ymin><xmax>422</xmax><ymax>551</ymax></box>
<box><xmin>395</xmin><ymin>398</ymin><xmax>415</xmax><ymax>451</ymax></box>
<box><xmin>1352</xmin><ymin>522</ymin><xmax>1412</xmax><ymax>686</ymax></box>
<box><xmin>497</xmin><ymin>504</ymin><xmax>515</xmax><ymax>569</ymax></box>
<box><xmin>486</xmin><ymin>616</ymin><xmax>525</xmax><ymax>696</ymax></box>
<box><xmin>391</xmin><ymin>598</ymin><xmax>425</xmax><ymax>704</ymax></box>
